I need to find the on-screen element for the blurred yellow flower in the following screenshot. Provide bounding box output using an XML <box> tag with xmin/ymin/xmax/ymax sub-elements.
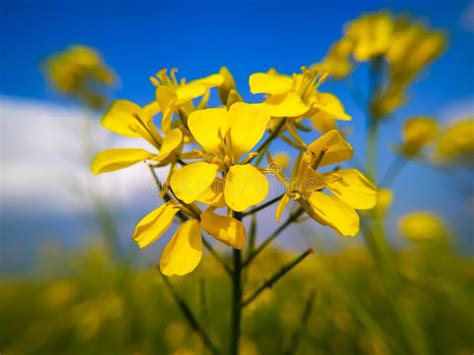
<box><xmin>398</xmin><ymin>116</ymin><xmax>439</xmax><ymax>158</ymax></box>
<box><xmin>432</xmin><ymin>118</ymin><xmax>474</xmax><ymax>165</ymax></box>
<box><xmin>399</xmin><ymin>211</ymin><xmax>449</xmax><ymax>241</ymax></box>
<box><xmin>274</xmin><ymin>130</ymin><xmax>377</xmax><ymax>236</ymax></box>
<box><xmin>43</xmin><ymin>45</ymin><xmax>116</xmax><ymax>109</ymax></box>
<box><xmin>272</xmin><ymin>152</ymin><xmax>291</xmax><ymax>171</ymax></box>
<box><xmin>344</xmin><ymin>11</ymin><xmax>394</xmax><ymax>61</ymax></box>
<box><xmin>376</xmin><ymin>188</ymin><xmax>393</xmax><ymax>215</ymax></box>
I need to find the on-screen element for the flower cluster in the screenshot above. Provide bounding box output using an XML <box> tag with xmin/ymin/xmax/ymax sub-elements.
<box><xmin>92</xmin><ymin>66</ymin><xmax>376</xmax><ymax>276</ymax></box>
<box><xmin>44</xmin><ymin>46</ymin><xmax>116</xmax><ymax>109</ymax></box>
<box><xmin>318</xmin><ymin>10</ymin><xmax>446</xmax><ymax>118</ymax></box>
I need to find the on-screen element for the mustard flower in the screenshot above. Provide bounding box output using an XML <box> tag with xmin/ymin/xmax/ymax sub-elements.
<box><xmin>397</xmin><ymin>116</ymin><xmax>439</xmax><ymax>158</ymax></box>
<box><xmin>432</xmin><ymin>118</ymin><xmax>474</xmax><ymax>165</ymax></box>
<box><xmin>169</xmin><ymin>102</ymin><xmax>271</xmax><ymax>212</ymax></box>
<box><xmin>399</xmin><ymin>211</ymin><xmax>449</xmax><ymax>241</ymax></box>
<box><xmin>43</xmin><ymin>45</ymin><xmax>116</xmax><ymax>109</ymax></box>
<box><xmin>133</xmin><ymin>201</ymin><xmax>246</xmax><ymax>276</ymax></box>
<box><xmin>273</xmin><ymin>130</ymin><xmax>377</xmax><ymax>236</ymax></box>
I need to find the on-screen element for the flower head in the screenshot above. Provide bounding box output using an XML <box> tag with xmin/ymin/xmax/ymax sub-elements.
<box><xmin>274</xmin><ymin>130</ymin><xmax>377</xmax><ymax>236</ymax></box>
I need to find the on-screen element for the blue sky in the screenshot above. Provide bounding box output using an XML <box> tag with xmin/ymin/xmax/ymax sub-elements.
<box><xmin>1</xmin><ymin>0</ymin><xmax>473</xmax><ymax>271</ymax></box>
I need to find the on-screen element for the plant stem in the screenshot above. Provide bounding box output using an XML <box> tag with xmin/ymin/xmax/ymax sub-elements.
<box><xmin>241</xmin><ymin>194</ymin><xmax>284</xmax><ymax>218</ymax></box>
<box><xmin>230</xmin><ymin>247</ymin><xmax>243</xmax><ymax>355</ymax></box>
<box><xmin>159</xmin><ymin>271</ymin><xmax>220</xmax><ymax>355</ymax></box>
<box><xmin>284</xmin><ymin>290</ymin><xmax>317</xmax><ymax>355</ymax></box>
<box><xmin>241</xmin><ymin>248</ymin><xmax>313</xmax><ymax>308</ymax></box>
<box><xmin>244</xmin><ymin>208</ymin><xmax>304</xmax><ymax>267</ymax></box>
<box><xmin>249</xmin><ymin>119</ymin><xmax>286</xmax><ymax>164</ymax></box>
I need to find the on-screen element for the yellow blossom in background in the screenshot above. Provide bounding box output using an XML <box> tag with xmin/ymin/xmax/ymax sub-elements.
<box><xmin>344</xmin><ymin>11</ymin><xmax>394</xmax><ymax>61</ymax></box>
<box><xmin>316</xmin><ymin>38</ymin><xmax>353</xmax><ymax>78</ymax></box>
<box><xmin>318</xmin><ymin>11</ymin><xmax>446</xmax><ymax>118</ymax></box>
<box><xmin>44</xmin><ymin>45</ymin><xmax>116</xmax><ymax>109</ymax></box>
<box><xmin>398</xmin><ymin>116</ymin><xmax>439</xmax><ymax>158</ymax></box>
<box><xmin>432</xmin><ymin>118</ymin><xmax>474</xmax><ymax>165</ymax></box>
<box><xmin>271</xmin><ymin>152</ymin><xmax>291</xmax><ymax>171</ymax></box>
<box><xmin>273</xmin><ymin>130</ymin><xmax>377</xmax><ymax>236</ymax></box>
<box><xmin>376</xmin><ymin>188</ymin><xmax>393</xmax><ymax>216</ymax></box>
<box><xmin>399</xmin><ymin>211</ymin><xmax>449</xmax><ymax>241</ymax></box>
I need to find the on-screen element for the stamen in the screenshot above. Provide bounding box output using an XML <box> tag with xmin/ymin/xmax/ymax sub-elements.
<box><xmin>312</xmin><ymin>146</ymin><xmax>329</xmax><ymax>169</ymax></box>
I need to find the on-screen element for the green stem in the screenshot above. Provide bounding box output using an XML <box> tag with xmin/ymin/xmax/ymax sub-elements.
<box><xmin>249</xmin><ymin>119</ymin><xmax>286</xmax><ymax>165</ymax></box>
<box><xmin>241</xmin><ymin>194</ymin><xmax>284</xmax><ymax>218</ymax></box>
<box><xmin>244</xmin><ymin>208</ymin><xmax>304</xmax><ymax>267</ymax></box>
<box><xmin>284</xmin><ymin>290</ymin><xmax>317</xmax><ymax>355</ymax></box>
<box><xmin>241</xmin><ymin>248</ymin><xmax>313</xmax><ymax>308</ymax></box>
<box><xmin>159</xmin><ymin>271</ymin><xmax>220</xmax><ymax>355</ymax></box>
<box><xmin>230</xmin><ymin>249</ymin><xmax>242</xmax><ymax>355</ymax></box>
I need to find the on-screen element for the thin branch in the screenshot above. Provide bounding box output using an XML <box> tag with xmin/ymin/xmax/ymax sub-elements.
<box><xmin>241</xmin><ymin>194</ymin><xmax>285</xmax><ymax>218</ymax></box>
<box><xmin>243</xmin><ymin>208</ymin><xmax>304</xmax><ymax>267</ymax></box>
<box><xmin>378</xmin><ymin>155</ymin><xmax>408</xmax><ymax>187</ymax></box>
<box><xmin>241</xmin><ymin>248</ymin><xmax>313</xmax><ymax>308</ymax></box>
<box><xmin>284</xmin><ymin>290</ymin><xmax>317</xmax><ymax>355</ymax></box>
<box><xmin>249</xmin><ymin>119</ymin><xmax>286</xmax><ymax>164</ymax></box>
<box><xmin>159</xmin><ymin>271</ymin><xmax>221</xmax><ymax>355</ymax></box>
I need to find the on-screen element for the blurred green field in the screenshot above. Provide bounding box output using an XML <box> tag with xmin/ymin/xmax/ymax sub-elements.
<box><xmin>1</xmin><ymin>241</ymin><xmax>472</xmax><ymax>355</ymax></box>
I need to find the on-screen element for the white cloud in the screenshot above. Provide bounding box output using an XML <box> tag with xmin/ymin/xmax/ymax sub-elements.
<box><xmin>0</xmin><ymin>96</ymin><xmax>167</xmax><ymax>216</ymax></box>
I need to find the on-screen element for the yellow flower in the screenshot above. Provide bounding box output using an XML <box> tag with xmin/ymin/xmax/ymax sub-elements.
<box><xmin>399</xmin><ymin>211</ymin><xmax>448</xmax><ymax>241</ymax></box>
<box><xmin>169</xmin><ymin>102</ymin><xmax>271</xmax><ymax>212</ymax></box>
<box><xmin>133</xmin><ymin>201</ymin><xmax>246</xmax><ymax>276</ymax></box>
<box><xmin>344</xmin><ymin>11</ymin><xmax>394</xmax><ymax>61</ymax></box>
<box><xmin>43</xmin><ymin>45</ymin><xmax>116</xmax><ymax>109</ymax></box>
<box><xmin>432</xmin><ymin>118</ymin><xmax>474</xmax><ymax>165</ymax></box>
<box><xmin>249</xmin><ymin>68</ymin><xmax>351</xmax><ymax>124</ymax></box>
<box><xmin>91</xmin><ymin>100</ymin><xmax>183</xmax><ymax>174</ymax></box>
<box><xmin>274</xmin><ymin>130</ymin><xmax>377</xmax><ymax>236</ymax></box>
<box><xmin>398</xmin><ymin>116</ymin><xmax>439</xmax><ymax>158</ymax></box>
<box><xmin>271</xmin><ymin>152</ymin><xmax>291</xmax><ymax>171</ymax></box>
<box><xmin>317</xmin><ymin>37</ymin><xmax>354</xmax><ymax>79</ymax></box>
<box><xmin>376</xmin><ymin>188</ymin><xmax>393</xmax><ymax>216</ymax></box>
<box><xmin>149</xmin><ymin>68</ymin><xmax>224</xmax><ymax>116</ymax></box>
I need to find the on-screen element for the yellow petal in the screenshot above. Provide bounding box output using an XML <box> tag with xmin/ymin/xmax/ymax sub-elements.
<box><xmin>324</xmin><ymin>169</ymin><xmax>377</xmax><ymax>210</ymax></box>
<box><xmin>143</xmin><ymin>101</ymin><xmax>160</xmax><ymax>116</ymax></box>
<box><xmin>224</xmin><ymin>164</ymin><xmax>269</xmax><ymax>212</ymax></box>
<box><xmin>307</xmin><ymin>130</ymin><xmax>354</xmax><ymax>167</ymax></box>
<box><xmin>101</xmin><ymin>100</ymin><xmax>145</xmax><ymax>137</ymax></box>
<box><xmin>200</xmin><ymin>210</ymin><xmax>246</xmax><ymax>249</ymax></box>
<box><xmin>91</xmin><ymin>148</ymin><xmax>155</xmax><ymax>174</ymax></box>
<box><xmin>191</xmin><ymin>73</ymin><xmax>225</xmax><ymax>88</ymax></box>
<box><xmin>310</xmin><ymin>92</ymin><xmax>351</xmax><ymax>120</ymax></box>
<box><xmin>228</xmin><ymin>102</ymin><xmax>271</xmax><ymax>160</ymax></box>
<box><xmin>132</xmin><ymin>201</ymin><xmax>181</xmax><ymax>248</ymax></box>
<box><xmin>175</xmin><ymin>83</ymin><xmax>207</xmax><ymax>105</ymax></box>
<box><xmin>310</xmin><ymin>113</ymin><xmax>337</xmax><ymax>133</ymax></box>
<box><xmin>306</xmin><ymin>191</ymin><xmax>359</xmax><ymax>237</ymax></box>
<box><xmin>275</xmin><ymin>193</ymin><xmax>291</xmax><ymax>222</ymax></box>
<box><xmin>264</xmin><ymin>92</ymin><xmax>309</xmax><ymax>118</ymax></box>
<box><xmin>187</xmin><ymin>107</ymin><xmax>229</xmax><ymax>155</ymax></box>
<box><xmin>170</xmin><ymin>162</ymin><xmax>219</xmax><ymax>204</ymax></box>
<box><xmin>249</xmin><ymin>72</ymin><xmax>293</xmax><ymax>95</ymax></box>
<box><xmin>160</xmin><ymin>219</ymin><xmax>202</xmax><ymax>276</ymax></box>
<box><xmin>155</xmin><ymin>129</ymin><xmax>183</xmax><ymax>162</ymax></box>
<box><xmin>400</xmin><ymin>116</ymin><xmax>439</xmax><ymax>156</ymax></box>
<box><xmin>155</xmin><ymin>86</ymin><xmax>177</xmax><ymax>114</ymax></box>
<box><xmin>196</xmin><ymin>178</ymin><xmax>226</xmax><ymax>207</ymax></box>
